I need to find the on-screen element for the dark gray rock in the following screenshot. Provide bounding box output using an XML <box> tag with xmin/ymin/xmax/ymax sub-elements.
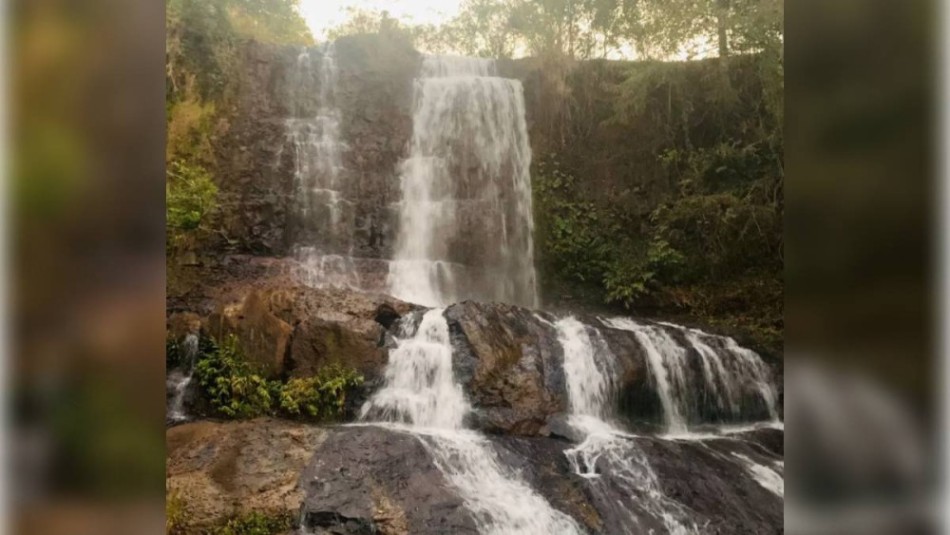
<box><xmin>299</xmin><ymin>426</ymin><xmax>477</xmax><ymax>535</ymax></box>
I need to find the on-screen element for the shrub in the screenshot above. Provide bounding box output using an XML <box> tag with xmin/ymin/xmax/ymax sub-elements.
<box><xmin>279</xmin><ymin>364</ymin><xmax>364</xmax><ymax>421</ymax></box>
<box><xmin>213</xmin><ymin>511</ymin><xmax>295</xmax><ymax>535</ymax></box>
<box><xmin>167</xmin><ymin>160</ymin><xmax>218</xmax><ymax>237</ymax></box>
<box><xmin>194</xmin><ymin>335</ymin><xmax>364</xmax><ymax>422</ymax></box>
<box><xmin>194</xmin><ymin>335</ymin><xmax>277</xmax><ymax>419</ymax></box>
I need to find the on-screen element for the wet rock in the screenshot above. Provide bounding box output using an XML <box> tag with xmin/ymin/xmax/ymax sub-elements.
<box><xmin>166</xmin><ymin>418</ymin><xmax>325</xmax><ymax>532</ymax></box>
<box><xmin>445</xmin><ymin>301</ymin><xmax>567</xmax><ymax>436</ymax></box>
<box><xmin>300</xmin><ymin>424</ymin><xmax>784</xmax><ymax>535</ymax></box>
<box><xmin>300</xmin><ymin>426</ymin><xmax>477</xmax><ymax>535</ymax></box>
<box><xmin>640</xmin><ymin>436</ymin><xmax>784</xmax><ymax>533</ymax></box>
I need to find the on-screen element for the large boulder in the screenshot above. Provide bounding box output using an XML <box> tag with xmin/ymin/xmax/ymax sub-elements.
<box><xmin>444</xmin><ymin>302</ymin><xmax>568</xmax><ymax>436</ymax></box>
<box><xmin>207</xmin><ymin>290</ymin><xmax>294</xmax><ymax>377</ymax></box>
<box><xmin>176</xmin><ymin>258</ymin><xmax>416</xmax><ymax>381</ymax></box>
<box><xmin>299</xmin><ymin>426</ymin><xmax>476</xmax><ymax>535</ymax></box>
<box><xmin>166</xmin><ymin>419</ymin><xmax>326</xmax><ymax>532</ymax></box>
<box><xmin>442</xmin><ymin>302</ymin><xmax>656</xmax><ymax>436</ymax></box>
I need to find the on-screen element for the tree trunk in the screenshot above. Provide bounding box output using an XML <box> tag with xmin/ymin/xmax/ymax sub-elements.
<box><xmin>717</xmin><ymin>0</ymin><xmax>730</xmax><ymax>57</ymax></box>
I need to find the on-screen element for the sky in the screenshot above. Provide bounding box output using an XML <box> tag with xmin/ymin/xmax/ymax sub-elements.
<box><xmin>298</xmin><ymin>0</ymin><xmax>464</xmax><ymax>41</ymax></box>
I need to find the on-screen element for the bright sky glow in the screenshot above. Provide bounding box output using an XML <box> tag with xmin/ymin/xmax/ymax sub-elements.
<box><xmin>298</xmin><ymin>0</ymin><xmax>464</xmax><ymax>41</ymax></box>
<box><xmin>297</xmin><ymin>0</ymin><xmax>714</xmax><ymax>60</ymax></box>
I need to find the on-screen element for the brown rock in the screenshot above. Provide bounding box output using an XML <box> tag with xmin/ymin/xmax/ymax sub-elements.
<box><xmin>207</xmin><ymin>290</ymin><xmax>294</xmax><ymax>377</ymax></box>
<box><xmin>166</xmin><ymin>418</ymin><xmax>326</xmax><ymax>531</ymax></box>
<box><xmin>167</xmin><ymin>311</ymin><xmax>202</xmax><ymax>342</ymax></box>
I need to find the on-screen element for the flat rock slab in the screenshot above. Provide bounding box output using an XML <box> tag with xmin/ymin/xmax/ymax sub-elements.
<box><xmin>166</xmin><ymin>418</ymin><xmax>326</xmax><ymax>531</ymax></box>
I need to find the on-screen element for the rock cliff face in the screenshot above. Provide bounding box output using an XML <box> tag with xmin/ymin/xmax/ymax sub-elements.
<box><xmin>213</xmin><ymin>35</ymin><xmax>418</xmax><ymax>257</ymax></box>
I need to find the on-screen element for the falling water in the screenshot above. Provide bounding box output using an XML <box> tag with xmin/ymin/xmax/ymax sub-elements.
<box><xmin>284</xmin><ymin>44</ymin><xmax>361</xmax><ymax>288</ymax></box>
<box><xmin>167</xmin><ymin>333</ymin><xmax>199</xmax><ymax>423</ymax></box>
<box><xmin>677</xmin><ymin>326</ymin><xmax>779</xmax><ymax>421</ymax></box>
<box><xmin>388</xmin><ymin>55</ymin><xmax>538</xmax><ymax>308</ymax></box>
<box><xmin>554</xmin><ymin>317</ymin><xmax>697</xmax><ymax>534</ymax></box>
<box><xmin>601</xmin><ymin>317</ymin><xmax>779</xmax><ymax>433</ymax></box>
<box><xmin>362</xmin><ymin>309</ymin><xmax>584</xmax><ymax>535</ymax></box>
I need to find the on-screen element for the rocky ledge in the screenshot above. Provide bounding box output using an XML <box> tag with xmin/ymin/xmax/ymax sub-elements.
<box><xmin>167</xmin><ymin>419</ymin><xmax>783</xmax><ymax>534</ymax></box>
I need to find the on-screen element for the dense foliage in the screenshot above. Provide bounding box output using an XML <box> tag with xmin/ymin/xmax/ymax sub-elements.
<box><xmin>533</xmin><ymin>54</ymin><xmax>782</xmax><ymax>346</ymax></box>
<box><xmin>165</xmin><ymin>0</ymin><xmax>313</xmax><ymax>258</ymax></box>
<box><xmin>191</xmin><ymin>335</ymin><xmax>364</xmax><ymax>421</ymax></box>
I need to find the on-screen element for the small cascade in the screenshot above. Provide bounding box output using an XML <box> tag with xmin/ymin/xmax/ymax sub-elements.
<box><xmin>388</xmin><ymin>55</ymin><xmax>538</xmax><ymax>308</ymax></box>
<box><xmin>554</xmin><ymin>317</ymin><xmax>697</xmax><ymax>534</ymax></box>
<box><xmin>167</xmin><ymin>333</ymin><xmax>199</xmax><ymax>423</ymax></box>
<box><xmin>361</xmin><ymin>309</ymin><xmax>584</xmax><ymax>535</ymax></box>
<box><xmin>676</xmin><ymin>325</ymin><xmax>780</xmax><ymax>422</ymax></box>
<box><xmin>284</xmin><ymin>43</ymin><xmax>360</xmax><ymax>289</ymax></box>
<box><xmin>601</xmin><ymin>317</ymin><xmax>779</xmax><ymax>432</ymax></box>
<box><xmin>360</xmin><ymin>309</ymin><xmax>468</xmax><ymax>428</ymax></box>
<box><xmin>732</xmin><ymin>452</ymin><xmax>785</xmax><ymax>497</ymax></box>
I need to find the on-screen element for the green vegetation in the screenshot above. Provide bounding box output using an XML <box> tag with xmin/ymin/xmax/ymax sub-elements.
<box><xmin>166</xmin><ymin>489</ymin><xmax>190</xmax><ymax>534</ymax></box>
<box><xmin>194</xmin><ymin>335</ymin><xmax>276</xmax><ymax>418</ymax></box>
<box><xmin>279</xmin><ymin>364</ymin><xmax>365</xmax><ymax>420</ymax></box>
<box><xmin>533</xmin><ymin>55</ymin><xmax>782</xmax><ymax>347</ymax></box>
<box><xmin>213</xmin><ymin>511</ymin><xmax>295</xmax><ymax>535</ymax></box>
<box><xmin>167</xmin><ymin>160</ymin><xmax>219</xmax><ymax>252</ymax></box>
<box><xmin>165</xmin><ymin>0</ymin><xmax>313</xmax><ymax>261</ymax></box>
<box><xmin>193</xmin><ymin>335</ymin><xmax>364</xmax><ymax>421</ymax></box>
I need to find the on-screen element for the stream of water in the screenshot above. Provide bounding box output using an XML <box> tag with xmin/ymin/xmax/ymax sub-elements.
<box><xmin>388</xmin><ymin>55</ymin><xmax>538</xmax><ymax>308</ymax></box>
<box><xmin>361</xmin><ymin>309</ymin><xmax>584</xmax><ymax>535</ymax></box>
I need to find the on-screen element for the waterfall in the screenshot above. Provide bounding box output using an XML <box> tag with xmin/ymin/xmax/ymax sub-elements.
<box><xmin>167</xmin><ymin>333</ymin><xmax>198</xmax><ymax>423</ymax></box>
<box><xmin>388</xmin><ymin>55</ymin><xmax>538</xmax><ymax>308</ymax></box>
<box><xmin>284</xmin><ymin>44</ymin><xmax>361</xmax><ymax>288</ymax></box>
<box><xmin>601</xmin><ymin>317</ymin><xmax>779</xmax><ymax>433</ymax></box>
<box><xmin>362</xmin><ymin>309</ymin><xmax>584</xmax><ymax>535</ymax></box>
<box><xmin>554</xmin><ymin>317</ymin><xmax>697</xmax><ymax>534</ymax></box>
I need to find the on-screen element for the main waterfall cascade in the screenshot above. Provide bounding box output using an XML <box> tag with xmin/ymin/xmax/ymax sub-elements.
<box><xmin>388</xmin><ymin>55</ymin><xmax>538</xmax><ymax>308</ymax></box>
<box><xmin>361</xmin><ymin>310</ymin><xmax>585</xmax><ymax>535</ymax></box>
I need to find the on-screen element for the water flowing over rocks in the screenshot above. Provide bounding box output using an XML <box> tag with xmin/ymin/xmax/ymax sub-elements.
<box><xmin>167</xmin><ymin>34</ymin><xmax>783</xmax><ymax>534</ymax></box>
<box><xmin>168</xmin><ymin>261</ymin><xmax>783</xmax><ymax>533</ymax></box>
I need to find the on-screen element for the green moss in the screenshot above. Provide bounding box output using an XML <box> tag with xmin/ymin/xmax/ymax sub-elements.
<box><xmin>212</xmin><ymin>511</ymin><xmax>295</xmax><ymax>535</ymax></box>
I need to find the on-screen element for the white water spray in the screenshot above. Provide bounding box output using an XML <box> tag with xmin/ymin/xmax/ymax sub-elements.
<box><xmin>362</xmin><ymin>309</ymin><xmax>583</xmax><ymax>535</ymax></box>
<box><xmin>388</xmin><ymin>55</ymin><xmax>538</xmax><ymax>308</ymax></box>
